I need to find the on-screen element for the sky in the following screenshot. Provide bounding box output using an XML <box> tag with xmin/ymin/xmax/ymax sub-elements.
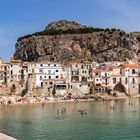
<box><xmin>0</xmin><ymin>0</ymin><xmax>140</xmax><ymax>61</ymax></box>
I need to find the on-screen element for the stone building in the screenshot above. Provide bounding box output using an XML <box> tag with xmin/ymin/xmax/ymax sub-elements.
<box><xmin>66</xmin><ymin>61</ymin><xmax>93</xmax><ymax>96</ymax></box>
<box><xmin>93</xmin><ymin>62</ymin><xmax>140</xmax><ymax>96</ymax></box>
<box><xmin>7</xmin><ymin>60</ymin><xmax>28</xmax><ymax>94</ymax></box>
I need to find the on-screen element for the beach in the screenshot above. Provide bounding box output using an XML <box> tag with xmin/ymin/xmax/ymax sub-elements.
<box><xmin>0</xmin><ymin>94</ymin><xmax>140</xmax><ymax>106</ymax></box>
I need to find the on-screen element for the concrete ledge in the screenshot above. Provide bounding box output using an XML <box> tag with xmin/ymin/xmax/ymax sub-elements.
<box><xmin>0</xmin><ymin>133</ymin><xmax>17</xmax><ymax>140</ymax></box>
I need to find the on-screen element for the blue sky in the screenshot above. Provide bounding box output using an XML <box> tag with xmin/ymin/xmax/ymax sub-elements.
<box><xmin>0</xmin><ymin>0</ymin><xmax>140</xmax><ymax>61</ymax></box>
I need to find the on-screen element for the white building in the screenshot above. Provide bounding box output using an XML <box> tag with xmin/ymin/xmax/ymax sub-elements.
<box><xmin>28</xmin><ymin>62</ymin><xmax>68</xmax><ymax>96</ymax></box>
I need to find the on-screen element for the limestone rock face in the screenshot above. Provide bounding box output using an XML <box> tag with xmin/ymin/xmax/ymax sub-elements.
<box><xmin>14</xmin><ymin>20</ymin><xmax>140</xmax><ymax>63</ymax></box>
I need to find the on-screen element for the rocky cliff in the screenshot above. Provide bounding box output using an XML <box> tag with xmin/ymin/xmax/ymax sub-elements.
<box><xmin>14</xmin><ymin>20</ymin><xmax>140</xmax><ymax>63</ymax></box>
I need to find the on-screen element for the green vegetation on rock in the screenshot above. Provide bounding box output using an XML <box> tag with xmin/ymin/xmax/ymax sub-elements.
<box><xmin>17</xmin><ymin>20</ymin><xmax>120</xmax><ymax>41</ymax></box>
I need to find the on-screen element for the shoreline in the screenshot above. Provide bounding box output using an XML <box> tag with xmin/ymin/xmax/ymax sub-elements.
<box><xmin>2</xmin><ymin>94</ymin><xmax>140</xmax><ymax>107</ymax></box>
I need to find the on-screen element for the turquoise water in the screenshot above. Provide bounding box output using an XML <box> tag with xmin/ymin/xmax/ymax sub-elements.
<box><xmin>0</xmin><ymin>98</ymin><xmax>140</xmax><ymax>140</ymax></box>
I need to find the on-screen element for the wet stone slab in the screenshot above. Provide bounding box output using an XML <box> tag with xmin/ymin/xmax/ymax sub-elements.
<box><xmin>0</xmin><ymin>133</ymin><xmax>17</xmax><ymax>140</ymax></box>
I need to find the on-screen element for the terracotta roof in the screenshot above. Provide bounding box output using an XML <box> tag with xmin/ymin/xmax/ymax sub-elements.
<box><xmin>92</xmin><ymin>69</ymin><xmax>111</xmax><ymax>72</ymax></box>
<box><xmin>82</xmin><ymin>61</ymin><xmax>92</xmax><ymax>64</ymax></box>
<box><xmin>122</xmin><ymin>64</ymin><xmax>140</xmax><ymax>68</ymax></box>
<box><xmin>109</xmin><ymin>66</ymin><xmax>121</xmax><ymax>69</ymax></box>
<box><xmin>68</xmin><ymin>62</ymin><xmax>83</xmax><ymax>65</ymax></box>
<box><xmin>110</xmin><ymin>74</ymin><xmax>123</xmax><ymax>77</ymax></box>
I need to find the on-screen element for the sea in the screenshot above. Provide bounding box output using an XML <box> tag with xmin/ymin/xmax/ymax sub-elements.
<box><xmin>0</xmin><ymin>98</ymin><xmax>140</xmax><ymax>140</ymax></box>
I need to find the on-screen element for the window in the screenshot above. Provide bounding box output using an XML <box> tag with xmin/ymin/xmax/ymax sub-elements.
<box><xmin>113</xmin><ymin>78</ymin><xmax>116</xmax><ymax>84</ymax></box>
<box><xmin>40</xmin><ymin>64</ymin><xmax>43</xmax><ymax>67</ymax></box>
<box><xmin>76</xmin><ymin>65</ymin><xmax>78</xmax><ymax>67</ymax></box>
<box><xmin>68</xmin><ymin>85</ymin><xmax>71</xmax><ymax>89</ymax></box>
<box><xmin>54</xmin><ymin>64</ymin><xmax>56</xmax><ymax>66</ymax></box>
<box><xmin>11</xmin><ymin>70</ymin><xmax>13</xmax><ymax>75</ymax></box>
<box><xmin>72</xmin><ymin>71</ymin><xmax>74</xmax><ymax>75</ymax></box>
<box><xmin>120</xmin><ymin>78</ymin><xmax>122</xmax><ymax>83</ymax></box>
<box><xmin>40</xmin><ymin>76</ymin><xmax>42</xmax><ymax>80</ymax></box>
<box><xmin>98</xmin><ymin>89</ymin><xmax>101</xmax><ymax>92</ymax></box>
<box><xmin>44</xmin><ymin>76</ymin><xmax>46</xmax><ymax>78</ymax></box>
<box><xmin>41</xmin><ymin>82</ymin><xmax>43</xmax><ymax>87</ymax></box>
<box><xmin>49</xmin><ymin>82</ymin><xmax>52</xmax><ymax>85</ymax></box>
<box><xmin>39</xmin><ymin>69</ymin><xmax>43</xmax><ymax>73</ymax></box>
<box><xmin>48</xmin><ymin>64</ymin><xmax>50</xmax><ymax>66</ymax></box>
<box><xmin>96</xmin><ymin>79</ymin><xmax>98</xmax><ymax>81</ymax></box>
<box><xmin>79</xmin><ymin>84</ymin><xmax>81</xmax><ymax>87</ymax></box>
<box><xmin>48</xmin><ymin>70</ymin><xmax>51</xmax><ymax>74</ymax></box>
<box><xmin>56</xmin><ymin>70</ymin><xmax>59</xmax><ymax>72</ymax></box>
<box><xmin>125</xmin><ymin>78</ymin><xmax>128</xmax><ymax>85</ymax></box>
<box><xmin>82</xmin><ymin>70</ymin><xmax>84</xmax><ymax>73</ymax></box>
<box><xmin>132</xmin><ymin>69</ymin><xmax>135</xmax><ymax>74</ymax></box>
<box><xmin>21</xmin><ymin>70</ymin><xmax>24</xmax><ymax>75</ymax></box>
<box><xmin>96</xmin><ymin>84</ymin><xmax>101</xmax><ymax>86</ymax></box>
<box><xmin>11</xmin><ymin>65</ymin><xmax>12</xmax><ymax>67</ymax></box>
<box><xmin>105</xmin><ymin>79</ymin><xmax>107</xmax><ymax>85</ymax></box>
<box><xmin>49</xmin><ymin>76</ymin><xmax>51</xmax><ymax>79</ymax></box>
<box><xmin>132</xmin><ymin>78</ymin><xmax>135</xmax><ymax>84</ymax></box>
<box><xmin>120</xmin><ymin>69</ymin><xmax>122</xmax><ymax>75</ymax></box>
<box><xmin>48</xmin><ymin>88</ymin><xmax>50</xmax><ymax>92</ymax></box>
<box><xmin>56</xmin><ymin>76</ymin><xmax>59</xmax><ymax>79</ymax></box>
<box><xmin>32</xmin><ymin>69</ymin><xmax>34</xmax><ymax>73</ymax></box>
